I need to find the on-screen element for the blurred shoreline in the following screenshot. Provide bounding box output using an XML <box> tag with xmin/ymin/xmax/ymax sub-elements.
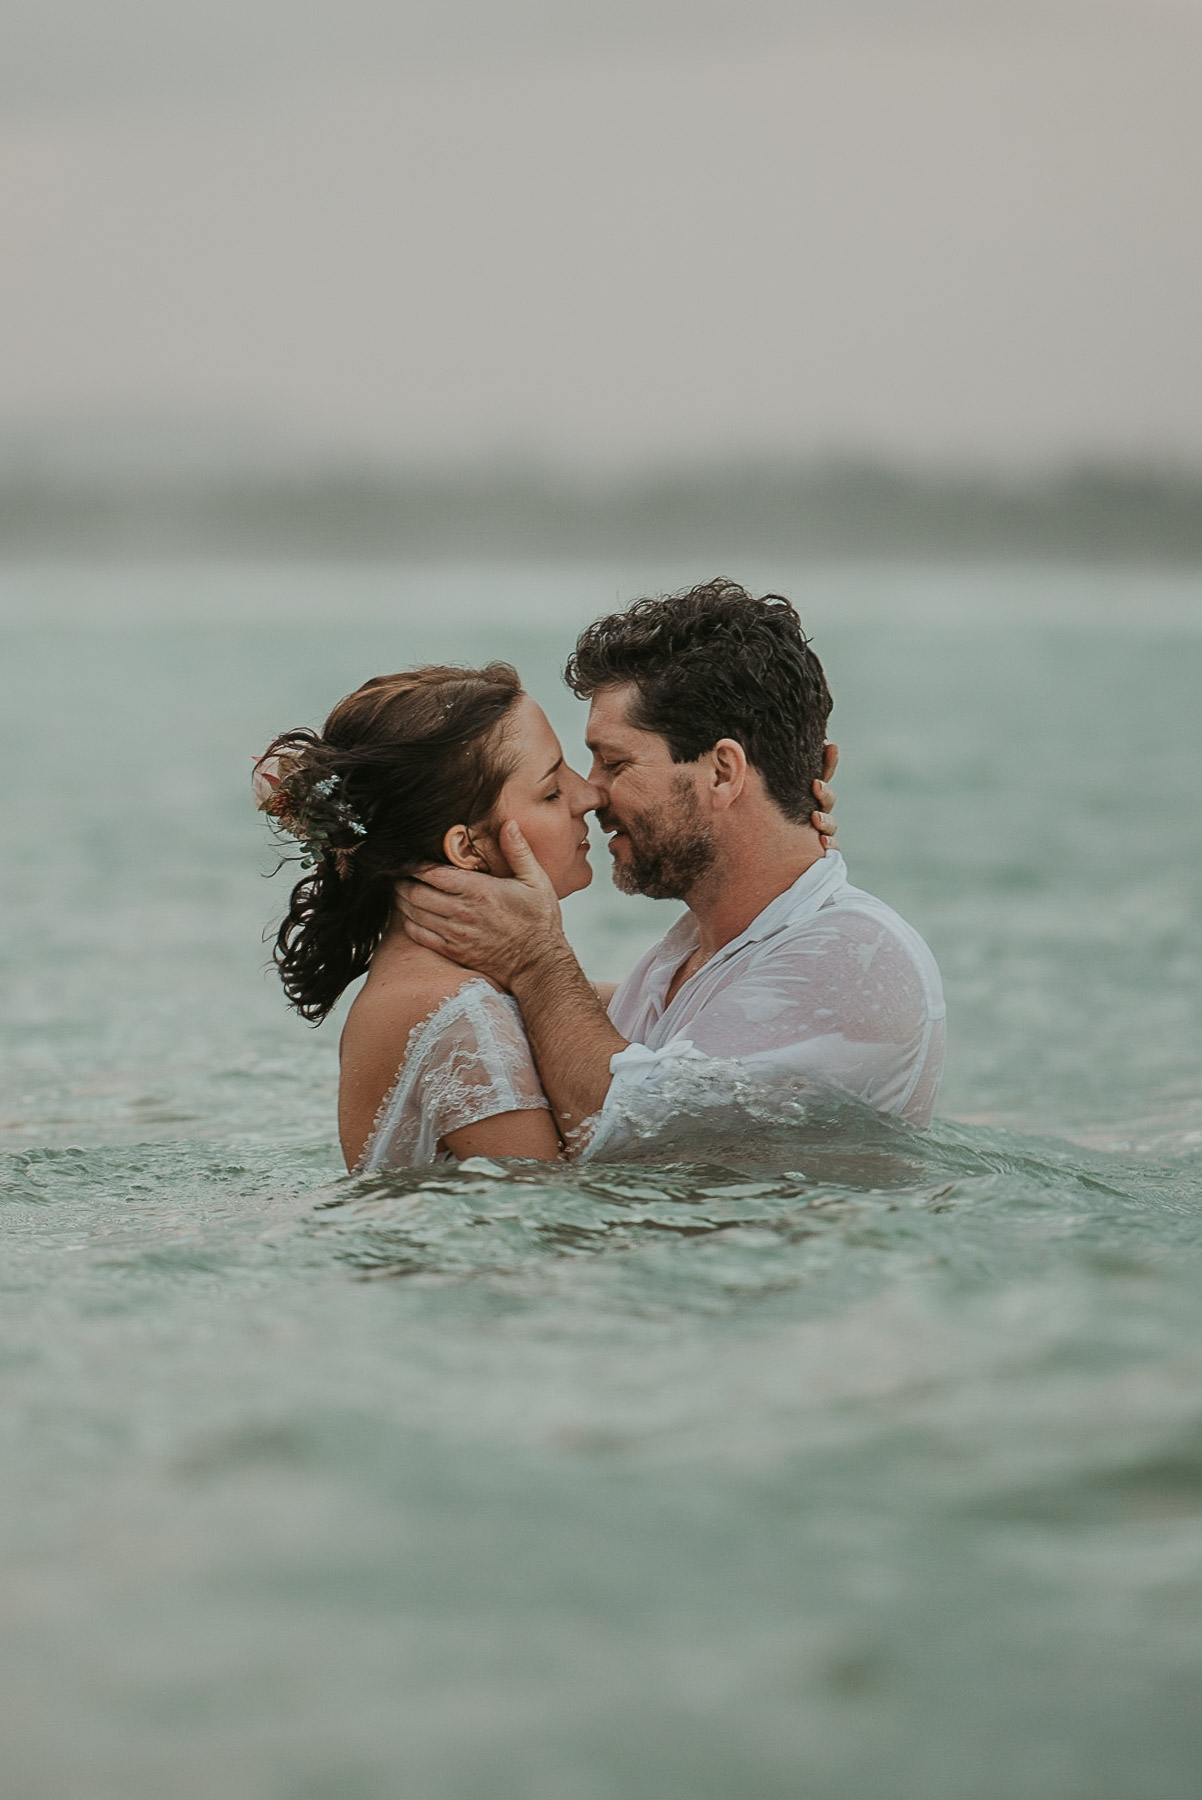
<box><xmin>2</xmin><ymin>458</ymin><xmax>1200</xmax><ymax>565</ymax></box>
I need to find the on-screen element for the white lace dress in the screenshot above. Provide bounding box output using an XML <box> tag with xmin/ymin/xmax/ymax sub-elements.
<box><xmin>358</xmin><ymin>978</ymin><xmax>553</xmax><ymax>1171</ymax></box>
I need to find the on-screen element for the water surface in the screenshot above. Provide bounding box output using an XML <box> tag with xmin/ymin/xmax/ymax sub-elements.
<box><xmin>2</xmin><ymin>562</ymin><xmax>1200</xmax><ymax>1799</ymax></box>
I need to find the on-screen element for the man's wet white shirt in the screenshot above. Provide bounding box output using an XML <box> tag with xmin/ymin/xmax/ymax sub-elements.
<box><xmin>587</xmin><ymin>850</ymin><xmax>945</xmax><ymax>1155</ymax></box>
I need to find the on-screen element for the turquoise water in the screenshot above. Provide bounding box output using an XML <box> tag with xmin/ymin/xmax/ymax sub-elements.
<box><xmin>2</xmin><ymin>562</ymin><xmax>1201</xmax><ymax>1799</ymax></box>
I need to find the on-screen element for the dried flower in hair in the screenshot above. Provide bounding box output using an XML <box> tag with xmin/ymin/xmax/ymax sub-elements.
<box><xmin>252</xmin><ymin>749</ymin><xmax>367</xmax><ymax>871</ymax></box>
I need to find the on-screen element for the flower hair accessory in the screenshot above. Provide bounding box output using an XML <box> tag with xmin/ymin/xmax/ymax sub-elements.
<box><xmin>252</xmin><ymin>748</ymin><xmax>368</xmax><ymax>875</ymax></box>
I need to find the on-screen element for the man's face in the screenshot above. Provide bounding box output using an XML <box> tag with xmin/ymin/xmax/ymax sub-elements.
<box><xmin>585</xmin><ymin>684</ymin><xmax>716</xmax><ymax>900</ymax></box>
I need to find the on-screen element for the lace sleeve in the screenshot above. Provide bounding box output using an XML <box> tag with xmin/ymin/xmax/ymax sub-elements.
<box><xmin>362</xmin><ymin>979</ymin><xmax>550</xmax><ymax>1170</ymax></box>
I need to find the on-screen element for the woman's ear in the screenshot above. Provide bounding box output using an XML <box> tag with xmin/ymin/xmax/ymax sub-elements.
<box><xmin>443</xmin><ymin>824</ymin><xmax>493</xmax><ymax>873</ymax></box>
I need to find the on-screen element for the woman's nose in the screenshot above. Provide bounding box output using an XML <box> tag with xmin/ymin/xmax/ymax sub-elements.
<box><xmin>568</xmin><ymin>767</ymin><xmax>603</xmax><ymax>815</ymax></box>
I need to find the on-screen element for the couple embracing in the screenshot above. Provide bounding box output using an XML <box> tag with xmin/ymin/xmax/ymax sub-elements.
<box><xmin>255</xmin><ymin>579</ymin><xmax>945</xmax><ymax>1169</ymax></box>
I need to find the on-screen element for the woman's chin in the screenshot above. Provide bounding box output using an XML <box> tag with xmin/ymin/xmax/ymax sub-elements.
<box><xmin>555</xmin><ymin>859</ymin><xmax>593</xmax><ymax>899</ymax></box>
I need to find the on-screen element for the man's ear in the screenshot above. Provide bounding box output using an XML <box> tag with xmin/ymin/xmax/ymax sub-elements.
<box><xmin>708</xmin><ymin>738</ymin><xmax>748</xmax><ymax>811</ymax></box>
<box><xmin>443</xmin><ymin>825</ymin><xmax>493</xmax><ymax>872</ymax></box>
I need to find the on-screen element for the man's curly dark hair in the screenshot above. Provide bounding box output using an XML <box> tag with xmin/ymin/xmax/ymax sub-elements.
<box><xmin>564</xmin><ymin>578</ymin><xmax>832</xmax><ymax>824</ymax></box>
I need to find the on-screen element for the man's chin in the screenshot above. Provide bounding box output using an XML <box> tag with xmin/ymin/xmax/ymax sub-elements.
<box><xmin>610</xmin><ymin>855</ymin><xmax>673</xmax><ymax>900</ymax></box>
<box><xmin>608</xmin><ymin>833</ymin><xmax>713</xmax><ymax>902</ymax></box>
<box><xmin>607</xmin><ymin>838</ymin><xmax>638</xmax><ymax>896</ymax></box>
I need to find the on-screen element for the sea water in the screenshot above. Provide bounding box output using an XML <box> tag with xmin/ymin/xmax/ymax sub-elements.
<box><xmin>2</xmin><ymin>561</ymin><xmax>1200</xmax><ymax>1800</ymax></box>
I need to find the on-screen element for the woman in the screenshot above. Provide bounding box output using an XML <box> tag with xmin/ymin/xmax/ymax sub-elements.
<box><xmin>255</xmin><ymin>663</ymin><xmax>598</xmax><ymax>1170</ymax></box>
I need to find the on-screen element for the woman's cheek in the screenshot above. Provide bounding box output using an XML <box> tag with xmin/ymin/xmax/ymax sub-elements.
<box><xmin>525</xmin><ymin>818</ymin><xmax>556</xmax><ymax>873</ymax></box>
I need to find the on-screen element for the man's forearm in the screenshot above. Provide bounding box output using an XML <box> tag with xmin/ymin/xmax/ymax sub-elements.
<box><xmin>511</xmin><ymin>944</ymin><xmax>627</xmax><ymax>1142</ymax></box>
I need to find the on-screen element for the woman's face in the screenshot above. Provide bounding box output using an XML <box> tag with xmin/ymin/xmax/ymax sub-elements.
<box><xmin>484</xmin><ymin>695</ymin><xmax>600</xmax><ymax>898</ymax></box>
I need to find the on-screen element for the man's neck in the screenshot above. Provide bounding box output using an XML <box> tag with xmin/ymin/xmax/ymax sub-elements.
<box><xmin>684</xmin><ymin>824</ymin><xmax>829</xmax><ymax>963</ymax></box>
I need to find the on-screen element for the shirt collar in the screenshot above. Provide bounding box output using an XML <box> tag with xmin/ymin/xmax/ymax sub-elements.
<box><xmin>654</xmin><ymin>848</ymin><xmax>849</xmax><ymax>970</ymax></box>
<box><xmin>740</xmin><ymin>847</ymin><xmax>848</xmax><ymax>945</ymax></box>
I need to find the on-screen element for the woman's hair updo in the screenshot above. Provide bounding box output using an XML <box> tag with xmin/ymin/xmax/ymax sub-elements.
<box><xmin>259</xmin><ymin>662</ymin><xmax>523</xmax><ymax>1022</ymax></box>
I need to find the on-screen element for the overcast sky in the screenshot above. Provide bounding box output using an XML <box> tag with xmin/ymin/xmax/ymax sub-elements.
<box><xmin>2</xmin><ymin>0</ymin><xmax>1200</xmax><ymax>471</ymax></box>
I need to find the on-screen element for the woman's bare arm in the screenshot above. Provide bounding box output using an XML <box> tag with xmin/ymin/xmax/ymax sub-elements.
<box><xmin>442</xmin><ymin>1107</ymin><xmax>563</xmax><ymax>1161</ymax></box>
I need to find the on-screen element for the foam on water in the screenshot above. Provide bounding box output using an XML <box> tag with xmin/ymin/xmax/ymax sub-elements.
<box><xmin>2</xmin><ymin>563</ymin><xmax>1201</xmax><ymax>1799</ymax></box>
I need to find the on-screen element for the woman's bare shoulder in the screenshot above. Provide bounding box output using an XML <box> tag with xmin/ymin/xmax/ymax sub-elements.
<box><xmin>345</xmin><ymin>945</ymin><xmax>486</xmax><ymax>1051</ymax></box>
<box><xmin>338</xmin><ymin>944</ymin><xmax>495</xmax><ymax>1169</ymax></box>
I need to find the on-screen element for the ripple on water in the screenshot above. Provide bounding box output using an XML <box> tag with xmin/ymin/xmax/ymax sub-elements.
<box><xmin>5</xmin><ymin>1116</ymin><xmax>1202</xmax><ymax>1800</ymax></box>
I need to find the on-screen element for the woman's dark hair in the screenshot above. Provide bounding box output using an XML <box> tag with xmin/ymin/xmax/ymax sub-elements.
<box><xmin>263</xmin><ymin>663</ymin><xmax>523</xmax><ymax>1022</ymax></box>
<box><xmin>564</xmin><ymin>578</ymin><xmax>832</xmax><ymax>823</ymax></box>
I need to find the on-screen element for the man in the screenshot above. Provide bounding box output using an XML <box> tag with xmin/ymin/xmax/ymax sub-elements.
<box><xmin>400</xmin><ymin>579</ymin><xmax>945</xmax><ymax>1153</ymax></box>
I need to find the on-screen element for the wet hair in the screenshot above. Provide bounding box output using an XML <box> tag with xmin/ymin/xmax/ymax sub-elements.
<box><xmin>264</xmin><ymin>663</ymin><xmax>523</xmax><ymax>1022</ymax></box>
<box><xmin>564</xmin><ymin>578</ymin><xmax>832</xmax><ymax>823</ymax></box>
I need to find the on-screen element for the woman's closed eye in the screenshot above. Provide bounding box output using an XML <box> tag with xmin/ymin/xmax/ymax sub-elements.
<box><xmin>542</xmin><ymin>787</ymin><xmax>563</xmax><ymax>803</ymax></box>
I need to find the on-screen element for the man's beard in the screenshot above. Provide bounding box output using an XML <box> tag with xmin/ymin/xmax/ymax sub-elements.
<box><xmin>604</xmin><ymin>775</ymin><xmax>716</xmax><ymax>900</ymax></box>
